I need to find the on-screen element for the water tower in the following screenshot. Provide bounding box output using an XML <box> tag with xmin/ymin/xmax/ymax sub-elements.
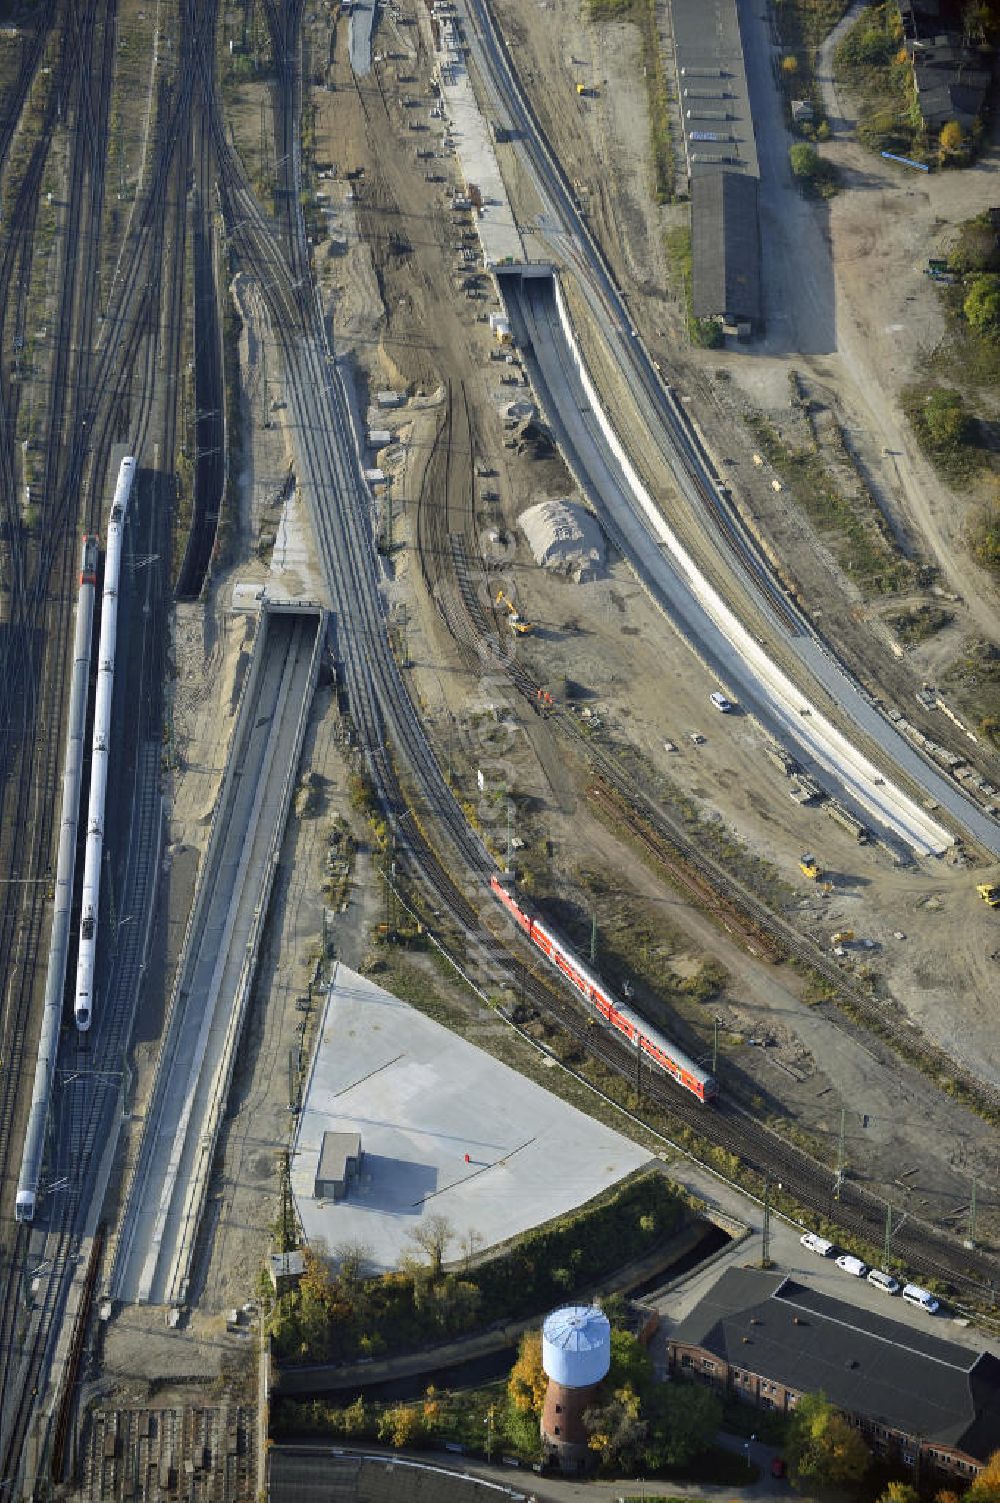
<box><xmin>540</xmin><ymin>1304</ymin><xmax>611</xmax><ymax>1472</ymax></box>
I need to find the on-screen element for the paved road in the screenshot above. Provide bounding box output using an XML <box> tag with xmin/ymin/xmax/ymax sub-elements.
<box><xmin>270</xmin><ymin>1442</ymin><xmax>796</xmax><ymax>1503</ymax></box>
<box><xmin>113</xmin><ymin>607</ymin><xmax>322</xmax><ymax>1307</ymax></box>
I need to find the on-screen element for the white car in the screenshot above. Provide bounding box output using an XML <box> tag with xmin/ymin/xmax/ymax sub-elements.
<box><xmin>867</xmin><ymin>1268</ymin><xmax>901</xmax><ymax>1295</ymax></box>
<box><xmin>800</xmin><ymin>1232</ymin><xmax>834</xmax><ymax>1257</ymax></box>
<box><xmin>902</xmin><ymin>1283</ymin><xmax>940</xmax><ymax>1314</ymax></box>
<box><xmin>836</xmin><ymin>1254</ymin><xmax>868</xmax><ymax>1278</ymax></box>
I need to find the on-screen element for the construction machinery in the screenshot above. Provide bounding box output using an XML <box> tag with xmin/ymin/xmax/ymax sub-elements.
<box><xmin>977</xmin><ymin>883</ymin><xmax>1000</xmax><ymax>908</ymax></box>
<box><xmin>496</xmin><ymin>588</ymin><xmax>533</xmax><ymax>634</ymax></box>
<box><xmin>799</xmin><ymin>853</ymin><xmax>821</xmax><ymax>880</ymax></box>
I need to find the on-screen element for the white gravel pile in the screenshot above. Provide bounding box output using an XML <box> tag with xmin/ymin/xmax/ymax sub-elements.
<box><xmin>520</xmin><ymin>497</ymin><xmax>605</xmax><ymax>581</ymax></box>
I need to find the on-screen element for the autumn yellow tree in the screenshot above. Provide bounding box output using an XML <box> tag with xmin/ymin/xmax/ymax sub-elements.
<box><xmin>787</xmin><ymin>1392</ymin><xmax>870</xmax><ymax>1488</ymax></box>
<box><xmin>968</xmin><ymin>1449</ymin><xmax>1000</xmax><ymax>1503</ymax></box>
<box><xmin>584</xmin><ymin>1384</ymin><xmax>646</xmax><ymax>1469</ymax></box>
<box><xmin>377</xmin><ymin>1404</ymin><xmax>423</xmax><ymax>1449</ymax></box>
<box><xmin>508</xmin><ymin>1331</ymin><xmax>548</xmax><ymax>1415</ymax></box>
<box><xmin>782</xmin><ymin>54</ymin><xmax>799</xmax><ymax>74</ymax></box>
<box><xmin>940</xmin><ymin>120</ymin><xmax>964</xmax><ymax>156</ymax></box>
<box><xmin>876</xmin><ymin>1483</ymin><xmax>918</xmax><ymax>1503</ymax></box>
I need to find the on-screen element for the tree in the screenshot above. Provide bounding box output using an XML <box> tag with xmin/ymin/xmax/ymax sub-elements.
<box><xmin>508</xmin><ymin>1331</ymin><xmax>547</xmax><ymax>1415</ymax></box>
<box><xmin>790</xmin><ymin>142</ymin><xmax>820</xmax><ymax>179</ymax></box>
<box><xmin>429</xmin><ymin>1276</ymin><xmax>480</xmax><ymax>1333</ymax></box>
<box><xmin>645</xmin><ymin>1380</ymin><xmax>722</xmax><ymax>1469</ymax></box>
<box><xmin>584</xmin><ymin>1384</ymin><xmax>647</xmax><ymax>1469</ymax></box>
<box><xmin>877</xmin><ymin>1484</ymin><xmax>919</xmax><ymax>1503</ymax></box>
<box><xmin>607</xmin><ymin>1327</ymin><xmax>654</xmax><ymax>1397</ymax></box>
<box><xmin>406</xmin><ymin>1214</ymin><xmax>454</xmax><ymax>1279</ymax></box>
<box><xmin>333</xmin><ymin>1240</ymin><xmax>372</xmax><ymax>1290</ymax></box>
<box><xmin>940</xmin><ymin>119</ymin><xmax>964</xmax><ymax>156</ymax></box>
<box><xmin>340</xmin><ymin>1395</ymin><xmax>369</xmax><ymax>1436</ymax></box>
<box><xmin>922</xmin><ymin>387</ymin><xmax>971</xmax><ymax>450</ymax></box>
<box><xmin>786</xmin><ymin>1391</ymin><xmax>871</xmax><ymax>1489</ymax></box>
<box><xmin>782</xmin><ymin>54</ymin><xmax>799</xmax><ymax>74</ymax></box>
<box><xmin>962</xmin><ymin>1</ymin><xmax>990</xmax><ymax>45</ymax></box>
<box><xmin>968</xmin><ymin>1450</ymin><xmax>1000</xmax><ymax>1503</ymax></box>
<box><xmin>377</xmin><ymin>1404</ymin><xmax>423</xmax><ymax>1449</ymax></box>
<box><xmin>965</xmin><ymin>275</ymin><xmax>1000</xmax><ymax>338</ymax></box>
<box><xmin>299</xmin><ymin>1245</ymin><xmax>335</xmax><ymax>1307</ymax></box>
<box><xmin>950</xmin><ymin>217</ymin><xmax>1000</xmax><ymax>275</ymax></box>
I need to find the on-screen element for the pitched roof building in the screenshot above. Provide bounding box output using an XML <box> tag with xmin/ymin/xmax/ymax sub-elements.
<box><xmin>690</xmin><ymin>171</ymin><xmax>761</xmax><ymax>331</ymax></box>
<box><xmin>897</xmin><ymin>0</ymin><xmax>993</xmax><ymax>131</ymax></box>
<box><xmin>668</xmin><ymin>1268</ymin><xmax>1000</xmax><ymax>1477</ymax></box>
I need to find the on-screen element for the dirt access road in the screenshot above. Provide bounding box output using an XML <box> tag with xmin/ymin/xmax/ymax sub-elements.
<box><xmin>740</xmin><ymin>0</ymin><xmax>1000</xmax><ymax>643</ymax></box>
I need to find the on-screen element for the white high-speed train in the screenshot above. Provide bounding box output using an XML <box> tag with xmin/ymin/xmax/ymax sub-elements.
<box><xmin>74</xmin><ymin>455</ymin><xmax>136</xmax><ymax>1032</ymax></box>
<box><xmin>16</xmin><ymin>535</ymin><xmax>99</xmax><ymax>1221</ymax></box>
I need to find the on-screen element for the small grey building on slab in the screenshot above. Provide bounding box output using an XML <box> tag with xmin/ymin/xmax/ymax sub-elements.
<box><xmin>314</xmin><ymin>1131</ymin><xmax>362</xmax><ymax>1200</ymax></box>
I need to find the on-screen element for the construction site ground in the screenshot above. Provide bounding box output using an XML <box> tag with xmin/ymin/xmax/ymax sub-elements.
<box><xmin>94</xmin><ymin>0</ymin><xmax>1000</xmax><ymax>1417</ymax></box>
<box><xmin>299</xmin><ymin>8</ymin><xmax>1000</xmax><ymax>1235</ymax></box>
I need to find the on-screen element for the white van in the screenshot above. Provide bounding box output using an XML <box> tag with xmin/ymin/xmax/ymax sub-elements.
<box><xmin>836</xmin><ymin>1254</ymin><xmax>868</xmax><ymax>1278</ymax></box>
<box><xmin>800</xmin><ymin>1232</ymin><xmax>834</xmax><ymax>1257</ymax></box>
<box><xmin>902</xmin><ymin>1283</ymin><xmax>939</xmax><ymax>1314</ymax></box>
<box><xmin>710</xmin><ymin>691</ymin><xmax>734</xmax><ymax>713</ymax></box>
<box><xmin>867</xmin><ymin>1268</ymin><xmax>900</xmax><ymax>1295</ymax></box>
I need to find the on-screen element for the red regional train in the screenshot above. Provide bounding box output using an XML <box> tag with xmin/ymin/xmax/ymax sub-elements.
<box><xmin>490</xmin><ymin>874</ymin><xmax>718</xmax><ymax>1103</ymax></box>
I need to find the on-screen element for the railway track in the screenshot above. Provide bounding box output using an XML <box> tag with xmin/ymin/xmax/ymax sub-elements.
<box><xmin>587</xmin><ymin>781</ymin><xmax>785</xmax><ymax>963</ymax></box>
<box><xmin>440</xmin><ymin>521</ymin><xmax>1000</xmax><ymax>1128</ymax></box>
<box><xmin>0</xmin><ymin>0</ymin><xmax>127</xmax><ymax>1473</ymax></box>
<box><xmin>194</xmin><ymin>0</ymin><xmax>1000</xmax><ymax>1316</ymax></box>
<box><xmin>0</xmin><ymin>0</ymin><xmax>219</xmax><ymax>1482</ymax></box>
<box><xmin>478</xmin><ymin>894</ymin><xmax>1000</xmax><ymax>1304</ymax></box>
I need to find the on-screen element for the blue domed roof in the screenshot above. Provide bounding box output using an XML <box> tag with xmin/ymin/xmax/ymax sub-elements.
<box><xmin>542</xmin><ymin>1305</ymin><xmax>611</xmax><ymax>1388</ymax></box>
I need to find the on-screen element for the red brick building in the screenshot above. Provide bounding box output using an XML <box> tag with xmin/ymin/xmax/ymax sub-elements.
<box><xmin>667</xmin><ymin>1268</ymin><xmax>1000</xmax><ymax>1478</ymax></box>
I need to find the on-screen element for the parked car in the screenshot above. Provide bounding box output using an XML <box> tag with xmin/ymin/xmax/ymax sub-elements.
<box><xmin>867</xmin><ymin>1268</ymin><xmax>900</xmax><ymax>1295</ymax></box>
<box><xmin>800</xmin><ymin>1232</ymin><xmax>834</xmax><ymax>1257</ymax></box>
<box><xmin>902</xmin><ymin>1283</ymin><xmax>940</xmax><ymax>1314</ymax></box>
<box><xmin>836</xmin><ymin>1254</ymin><xmax>868</xmax><ymax>1278</ymax></box>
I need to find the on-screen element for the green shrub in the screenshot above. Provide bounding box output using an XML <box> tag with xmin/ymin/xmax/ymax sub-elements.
<box><xmin>949</xmin><ymin>216</ymin><xmax>1000</xmax><ymax>275</ymax></box>
<box><xmin>789</xmin><ymin>141</ymin><xmax>838</xmax><ymax>195</ymax></box>
<box><xmin>965</xmin><ymin>275</ymin><xmax>1000</xmax><ymax>339</ymax></box>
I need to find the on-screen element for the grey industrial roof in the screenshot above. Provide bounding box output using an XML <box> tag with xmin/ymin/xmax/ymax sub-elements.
<box><xmin>691</xmin><ymin>171</ymin><xmax>761</xmax><ymax>324</ymax></box>
<box><xmin>671</xmin><ymin>0</ymin><xmax>758</xmax><ymax>179</ymax></box>
<box><xmin>671</xmin><ymin>1268</ymin><xmax>1000</xmax><ymax>1459</ymax></box>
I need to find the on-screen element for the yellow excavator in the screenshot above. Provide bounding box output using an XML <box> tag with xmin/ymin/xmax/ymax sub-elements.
<box><xmin>496</xmin><ymin>588</ymin><xmax>533</xmax><ymax>635</ymax></box>
<box><xmin>977</xmin><ymin>882</ymin><xmax>1000</xmax><ymax>909</ymax></box>
<box><xmin>799</xmin><ymin>853</ymin><xmax>821</xmax><ymax>881</ymax></box>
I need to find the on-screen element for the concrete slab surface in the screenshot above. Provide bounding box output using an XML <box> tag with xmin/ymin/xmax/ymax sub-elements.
<box><xmin>348</xmin><ymin>1</ymin><xmax>375</xmax><ymax>77</ymax></box>
<box><xmin>291</xmin><ymin>965</ymin><xmax>652</xmax><ymax>1269</ymax></box>
<box><xmin>432</xmin><ymin>8</ymin><xmax>523</xmax><ymax>267</ymax></box>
